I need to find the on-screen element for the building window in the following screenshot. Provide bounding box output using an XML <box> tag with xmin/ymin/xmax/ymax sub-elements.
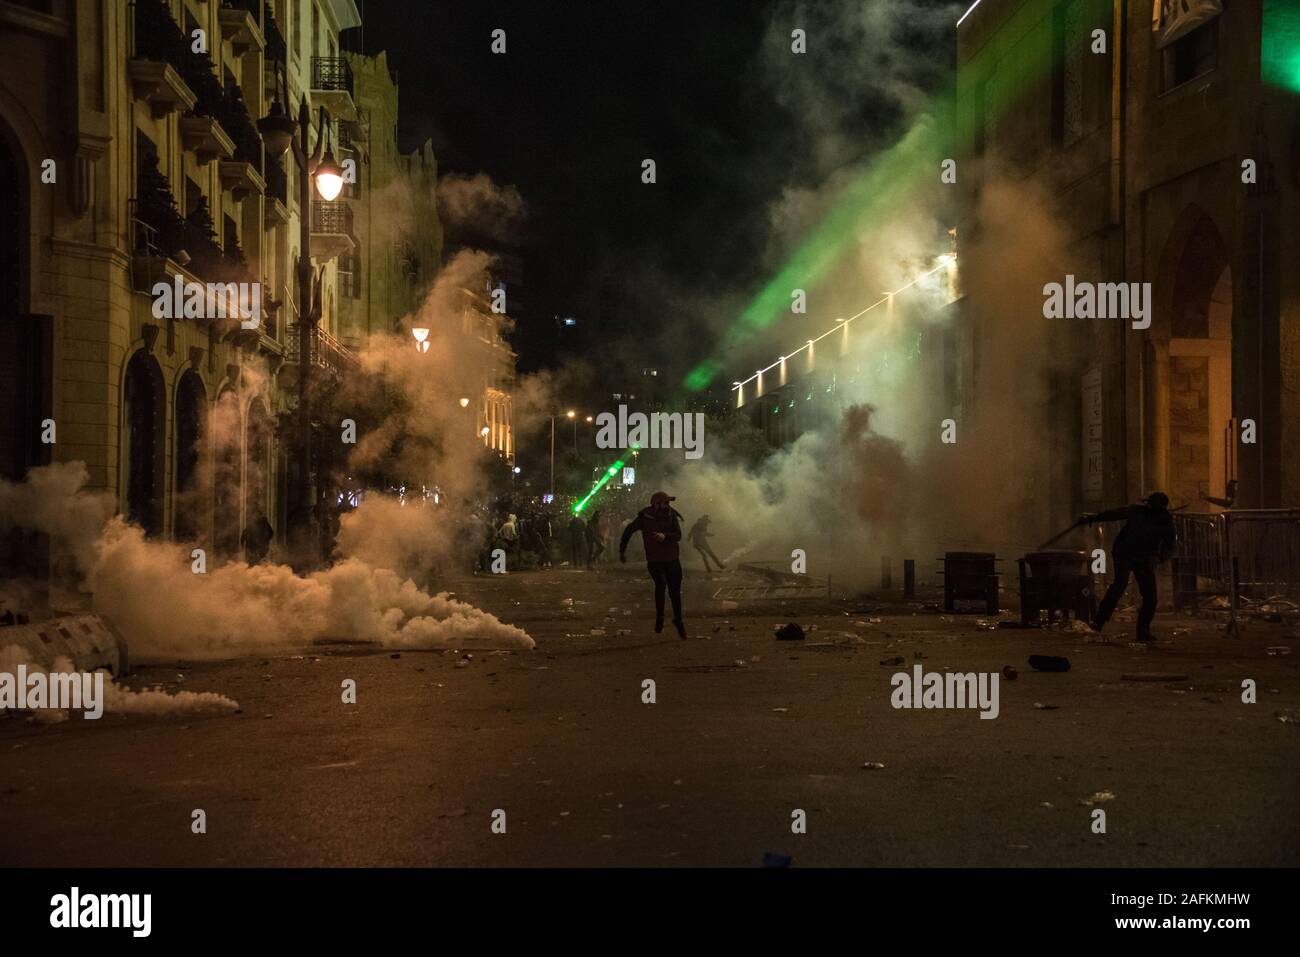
<box><xmin>185</xmin><ymin>177</ymin><xmax>202</xmax><ymax>217</ymax></box>
<box><xmin>339</xmin><ymin>251</ymin><xmax>360</xmax><ymax>299</ymax></box>
<box><xmin>291</xmin><ymin>0</ymin><xmax>301</xmax><ymax>60</ymax></box>
<box><xmin>223</xmin><ymin>213</ymin><xmax>239</xmax><ymax>257</ymax></box>
<box><xmin>135</xmin><ymin>130</ymin><xmax>159</xmax><ymax>194</ymax></box>
<box><xmin>1162</xmin><ymin>18</ymin><xmax>1218</xmax><ymax>92</ymax></box>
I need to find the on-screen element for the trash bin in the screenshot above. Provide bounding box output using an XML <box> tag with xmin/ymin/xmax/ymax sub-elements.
<box><xmin>942</xmin><ymin>551</ymin><xmax>1000</xmax><ymax>614</ymax></box>
<box><xmin>1018</xmin><ymin>550</ymin><xmax>1094</xmax><ymax>626</ymax></box>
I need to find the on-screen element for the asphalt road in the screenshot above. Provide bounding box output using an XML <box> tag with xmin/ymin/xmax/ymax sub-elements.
<box><xmin>1</xmin><ymin>567</ymin><xmax>1297</xmax><ymax>867</ymax></box>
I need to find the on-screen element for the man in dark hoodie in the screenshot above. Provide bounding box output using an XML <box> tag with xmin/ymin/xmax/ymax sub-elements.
<box><xmin>1081</xmin><ymin>491</ymin><xmax>1177</xmax><ymax>642</ymax></box>
<box><xmin>620</xmin><ymin>490</ymin><xmax>688</xmax><ymax>638</ymax></box>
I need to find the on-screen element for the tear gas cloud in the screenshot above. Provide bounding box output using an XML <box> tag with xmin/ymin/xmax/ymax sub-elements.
<box><xmin>0</xmin><ymin>175</ymin><xmax>538</xmax><ymax>658</ymax></box>
<box><xmin>629</xmin><ymin>0</ymin><xmax>1077</xmax><ymax>585</ymax></box>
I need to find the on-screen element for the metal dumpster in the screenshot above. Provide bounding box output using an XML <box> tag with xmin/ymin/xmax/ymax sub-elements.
<box><xmin>941</xmin><ymin>552</ymin><xmax>1000</xmax><ymax>613</ymax></box>
<box><xmin>1018</xmin><ymin>550</ymin><xmax>1094</xmax><ymax>626</ymax></box>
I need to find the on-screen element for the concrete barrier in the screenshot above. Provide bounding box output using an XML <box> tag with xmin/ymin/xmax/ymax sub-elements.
<box><xmin>0</xmin><ymin>614</ymin><xmax>128</xmax><ymax>675</ymax></box>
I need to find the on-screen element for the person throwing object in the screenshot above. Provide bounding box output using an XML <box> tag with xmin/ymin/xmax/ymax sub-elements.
<box><xmin>1081</xmin><ymin>491</ymin><xmax>1176</xmax><ymax>642</ymax></box>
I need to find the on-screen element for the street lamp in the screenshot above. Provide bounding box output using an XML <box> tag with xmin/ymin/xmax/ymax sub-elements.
<box><xmin>412</xmin><ymin>327</ymin><xmax>429</xmax><ymax>353</ymax></box>
<box><xmin>258</xmin><ymin>64</ymin><xmax>339</xmax><ymax>568</ymax></box>
<box><xmin>458</xmin><ymin>396</ymin><xmax>470</xmax><ymax>408</ymax></box>
<box><xmin>314</xmin><ymin>149</ymin><xmax>344</xmax><ymax>202</ymax></box>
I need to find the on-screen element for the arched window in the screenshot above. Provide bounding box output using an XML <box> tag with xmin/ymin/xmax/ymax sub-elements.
<box><xmin>124</xmin><ymin>350</ymin><xmax>166</xmax><ymax>536</ymax></box>
<box><xmin>174</xmin><ymin>370</ymin><xmax>207</xmax><ymax>541</ymax></box>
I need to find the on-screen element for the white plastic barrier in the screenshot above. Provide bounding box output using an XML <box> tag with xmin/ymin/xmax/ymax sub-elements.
<box><xmin>0</xmin><ymin>614</ymin><xmax>128</xmax><ymax>675</ymax></box>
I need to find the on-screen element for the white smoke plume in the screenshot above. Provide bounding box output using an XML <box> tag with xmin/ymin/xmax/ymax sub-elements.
<box><xmin>0</xmin><ymin>466</ymin><xmax>533</xmax><ymax>660</ymax></box>
<box><xmin>0</xmin><ymin>652</ymin><xmax>240</xmax><ymax>718</ymax></box>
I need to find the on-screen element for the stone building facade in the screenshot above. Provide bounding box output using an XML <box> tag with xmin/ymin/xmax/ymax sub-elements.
<box><xmin>0</xmin><ymin>0</ymin><xmax>365</xmax><ymax>572</ymax></box>
<box><xmin>955</xmin><ymin>0</ymin><xmax>1299</xmax><ymax>513</ymax></box>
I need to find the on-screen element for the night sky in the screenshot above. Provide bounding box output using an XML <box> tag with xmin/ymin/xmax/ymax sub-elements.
<box><xmin>359</xmin><ymin>0</ymin><xmax>960</xmax><ymax>388</ymax></box>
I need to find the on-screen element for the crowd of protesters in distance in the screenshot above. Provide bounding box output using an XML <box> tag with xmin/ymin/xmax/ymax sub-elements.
<box><xmin>465</xmin><ymin>496</ymin><xmax>636</xmax><ymax>573</ymax></box>
<box><xmin>297</xmin><ymin>484</ymin><xmax>727</xmax><ymax>581</ymax></box>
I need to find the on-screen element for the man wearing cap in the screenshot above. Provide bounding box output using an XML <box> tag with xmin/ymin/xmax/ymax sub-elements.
<box><xmin>1080</xmin><ymin>492</ymin><xmax>1177</xmax><ymax>642</ymax></box>
<box><xmin>620</xmin><ymin>491</ymin><xmax>688</xmax><ymax>638</ymax></box>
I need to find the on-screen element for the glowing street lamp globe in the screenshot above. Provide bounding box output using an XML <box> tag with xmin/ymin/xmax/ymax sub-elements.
<box><xmin>314</xmin><ymin>150</ymin><xmax>344</xmax><ymax>201</ymax></box>
<box><xmin>458</xmin><ymin>397</ymin><xmax>470</xmax><ymax>408</ymax></box>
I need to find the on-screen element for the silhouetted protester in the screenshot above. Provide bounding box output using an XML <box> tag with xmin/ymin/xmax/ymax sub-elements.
<box><xmin>620</xmin><ymin>490</ymin><xmax>688</xmax><ymax>638</ymax></box>
<box><xmin>688</xmin><ymin>514</ymin><xmax>725</xmax><ymax>572</ymax></box>
<box><xmin>586</xmin><ymin>509</ymin><xmax>607</xmax><ymax>567</ymax></box>
<box><xmin>497</xmin><ymin>512</ymin><xmax>519</xmax><ymax>559</ymax></box>
<box><xmin>1082</xmin><ymin>491</ymin><xmax>1177</xmax><ymax>642</ymax></box>
<box><xmin>242</xmin><ymin>514</ymin><xmax>274</xmax><ymax>564</ymax></box>
<box><xmin>567</xmin><ymin>513</ymin><xmax>587</xmax><ymax>568</ymax></box>
<box><xmin>528</xmin><ymin>511</ymin><xmax>553</xmax><ymax>567</ymax></box>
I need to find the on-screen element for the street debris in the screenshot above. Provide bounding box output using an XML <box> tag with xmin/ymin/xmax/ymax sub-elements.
<box><xmin>1080</xmin><ymin>790</ymin><xmax>1116</xmax><ymax>806</ymax></box>
<box><xmin>1033</xmin><ymin>702</ymin><xmax>1058</xmax><ymax>710</ymax></box>
<box><xmin>1265</xmin><ymin>646</ymin><xmax>1292</xmax><ymax>657</ymax></box>
<box><xmin>1028</xmin><ymin>655</ymin><xmax>1071</xmax><ymax>672</ymax></box>
<box><xmin>775</xmin><ymin>623</ymin><xmax>805</xmax><ymax>642</ymax></box>
<box><xmin>1001</xmin><ymin>665</ymin><xmax>1018</xmax><ymax>681</ymax></box>
<box><xmin>861</xmin><ymin>761</ymin><xmax>886</xmax><ymax>770</ymax></box>
<box><xmin>879</xmin><ymin>656</ymin><xmax>905</xmax><ymax>666</ymax></box>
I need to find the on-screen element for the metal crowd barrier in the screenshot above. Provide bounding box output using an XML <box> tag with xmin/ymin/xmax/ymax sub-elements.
<box><xmin>1171</xmin><ymin>509</ymin><xmax>1300</xmax><ymax>627</ymax></box>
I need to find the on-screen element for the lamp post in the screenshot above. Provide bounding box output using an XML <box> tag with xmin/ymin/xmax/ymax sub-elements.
<box><xmin>259</xmin><ymin>68</ymin><xmax>338</xmax><ymax>567</ymax></box>
<box><xmin>548</xmin><ymin>410</ymin><xmax>577</xmax><ymax>499</ymax></box>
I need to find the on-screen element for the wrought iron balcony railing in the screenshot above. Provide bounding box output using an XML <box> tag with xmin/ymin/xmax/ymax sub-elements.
<box><xmin>312</xmin><ymin>200</ymin><xmax>354</xmax><ymax>238</ymax></box>
<box><xmin>286</xmin><ymin>323</ymin><xmax>359</xmax><ymax>376</ymax></box>
<box><xmin>311</xmin><ymin>56</ymin><xmax>354</xmax><ymax>97</ymax></box>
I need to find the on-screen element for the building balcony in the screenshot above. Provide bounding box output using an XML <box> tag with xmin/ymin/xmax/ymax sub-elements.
<box><xmin>265</xmin><ymin>196</ymin><xmax>290</xmax><ymax>229</ymax></box>
<box><xmin>217</xmin><ymin>1</ymin><xmax>266</xmax><ymax>57</ymax></box>
<box><xmin>284</xmin><ymin>323</ymin><xmax>359</xmax><ymax>378</ymax></box>
<box><xmin>310</xmin><ymin>56</ymin><xmax>357</xmax><ymax>122</ymax></box>
<box><xmin>180</xmin><ymin>115</ymin><xmax>236</xmax><ymax>165</ymax></box>
<box><xmin>310</xmin><ymin>200</ymin><xmax>355</xmax><ymax>262</ymax></box>
<box><xmin>219</xmin><ymin>159</ymin><xmax>266</xmax><ymax>201</ymax></box>
<box><xmin>128</xmin><ymin>59</ymin><xmax>197</xmax><ymax>118</ymax></box>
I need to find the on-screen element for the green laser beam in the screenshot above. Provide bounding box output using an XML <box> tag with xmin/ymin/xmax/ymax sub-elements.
<box><xmin>682</xmin><ymin>109</ymin><xmax>949</xmax><ymax>394</ymax></box>
<box><xmin>682</xmin><ymin>18</ymin><xmax>1072</xmax><ymax>397</ymax></box>
<box><xmin>572</xmin><ymin>444</ymin><xmax>640</xmax><ymax>513</ymax></box>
